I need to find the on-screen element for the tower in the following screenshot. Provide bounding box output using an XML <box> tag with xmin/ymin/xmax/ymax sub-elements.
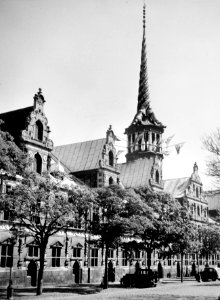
<box><xmin>123</xmin><ymin>5</ymin><xmax>166</xmax><ymax>190</ymax></box>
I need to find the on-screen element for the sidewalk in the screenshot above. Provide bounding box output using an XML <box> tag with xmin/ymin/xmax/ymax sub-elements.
<box><xmin>0</xmin><ymin>284</ymin><xmax>102</xmax><ymax>299</ymax></box>
<box><xmin>160</xmin><ymin>276</ymin><xmax>196</xmax><ymax>283</ymax></box>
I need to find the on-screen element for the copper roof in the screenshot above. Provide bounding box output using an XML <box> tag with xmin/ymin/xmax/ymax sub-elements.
<box><xmin>163</xmin><ymin>177</ymin><xmax>190</xmax><ymax>198</ymax></box>
<box><xmin>53</xmin><ymin>138</ymin><xmax>106</xmax><ymax>172</ymax></box>
<box><xmin>118</xmin><ymin>157</ymin><xmax>153</xmax><ymax>188</ymax></box>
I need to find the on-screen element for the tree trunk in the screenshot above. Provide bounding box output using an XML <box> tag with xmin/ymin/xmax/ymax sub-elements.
<box><xmin>180</xmin><ymin>252</ymin><xmax>183</xmax><ymax>283</ymax></box>
<box><xmin>36</xmin><ymin>243</ymin><xmax>46</xmax><ymax>295</ymax></box>
<box><xmin>103</xmin><ymin>244</ymin><xmax>108</xmax><ymax>289</ymax></box>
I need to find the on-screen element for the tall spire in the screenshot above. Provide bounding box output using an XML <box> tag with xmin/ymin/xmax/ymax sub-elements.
<box><xmin>131</xmin><ymin>4</ymin><xmax>163</xmax><ymax>127</ymax></box>
<box><xmin>137</xmin><ymin>3</ymin><xmax>150</xmax><ymax>112</ymax></box>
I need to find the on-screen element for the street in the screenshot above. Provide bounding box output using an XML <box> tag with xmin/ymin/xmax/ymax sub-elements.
<box><xmin>1</xmin><ymin>280</ymin><xmax>220</xmax><ymax>300</ymax></box>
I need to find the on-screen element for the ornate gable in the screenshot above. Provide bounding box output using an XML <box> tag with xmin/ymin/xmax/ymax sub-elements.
<box><xmin>97</xmin><ymin>125</ymin><xmax>120</xmax><ymax>187</ymax></box>
<box><xmin>21</xmin><ymin>89</ymin><xmax>53</xmax><ymax>151</ymax></box>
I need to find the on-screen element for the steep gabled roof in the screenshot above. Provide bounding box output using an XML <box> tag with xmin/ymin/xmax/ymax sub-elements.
<box><xmin>118</xmin><ymin>157</ymin><xmax>153</xmax><ymax>188</ymax></box>
<box><xmin>53</xmin><ymin>138</ymin><xmax>106</xmax><ymax>172</ymax></box>
<box><xmin>163</xmin><ymin>177</ymin><xmax>190</xmax><ymax>198</ymax></box>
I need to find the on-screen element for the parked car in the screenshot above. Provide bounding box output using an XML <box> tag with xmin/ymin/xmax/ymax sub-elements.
<box><xmin>120</xmin><ymin>269</ymin><xmax>157</xmax><ymax>288</ymax></box>
<box><xmin>200</xmin><ymin>267</ymin><xmax>220</xmax><ymax>282</ymax></box>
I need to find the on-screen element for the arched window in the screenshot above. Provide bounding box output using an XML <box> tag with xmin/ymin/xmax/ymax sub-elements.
<box><xmin>109</xmin><ymin>177</ymin><xmax>113</xmax><ymax>185</ymax></box>
<box><xmin>34</xmin><ymin>153</ymin><xmax>42</xmax><ymax>174</ymax></box>
<box><xmin>197</xmin><ymin>205</ymin><xmax>200</xmax><ymax>216</ymax></box>
<box><xmin>35</xmin><ymin>120</ymin><xmax>43</xmax><ymax>141</ymax></box>
<box><xmin>196</xmin><ymin>187</ymin><xmax>199</xmax><ymax>198</ymax></box>
<box><xmin>109</xmin><ymin>151</ymin><xmax>114</xmax><ymax>167</ymax></box>
<box><xmin>155</xmin><ymin>170</ymin><xmax>160</xmax><ymax>184</ymax></box>
<box><xmin>138</xmin><ymin>138</ymin><xmax>142</xmax><ymax>151</ymax></box>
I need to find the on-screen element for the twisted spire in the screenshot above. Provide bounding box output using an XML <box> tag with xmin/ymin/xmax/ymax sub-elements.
<box><xmin>137</xmin><ymin>3</ymin><xmax>150</xmax><ymax>112</ymax></box>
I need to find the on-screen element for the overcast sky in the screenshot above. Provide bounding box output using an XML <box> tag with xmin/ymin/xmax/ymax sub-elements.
<box><xmin>1</xmin><ymin>0</ymin><xmax>220</xmax><ymax>189</ymax></box>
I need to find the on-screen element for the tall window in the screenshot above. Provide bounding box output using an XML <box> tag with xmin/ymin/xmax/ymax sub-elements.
<box><xmin>34</xmin><ymin>153</ymin><xmax>42</xmax><ymax>174</ymax></box>
<box><xmin>197</xmin><ymin>205</ymin><xmax>200</xmax><ymax>216</ymax></box>
<box><xmin>185</xmin><ymin>254</ymin><xmax>189</xmax><ymax>266</ymax></box>
<box><xmin>167</xmin><ymin>255</ymin><xmax>172</xmax><ymax>266</ymax></box>
<box><xmin>92</xmin><ymin>207</ymin><xmax>99</xmax><ymax>223</ymax></box>
<box><xmin>0</xmin><ymin>242</ymin><xmax>13</xmax><ymax>267</ymax></box>
<box><xmin>121</xmin><ymin>250</ymin><xmax>127</xmax><ymax>266</ymax></box>
<box><xmin>90</xmin><ymin>248</ymin><xmax>98</xmax><ymax>267</ymax></box>
<box><xmin>134</xmin><ymin>250</ymin><xmax>140</xmax><ymax>259</ymax></box>
<box><xmin>27</xmin><ymin>242</ymin><xmax>39</xmax><ymax>259</ymax></box>
<box><xmin>35</xmin><ymin>120</ymin><xmax>43</xmax><ymax>141</ymax></box>
<box><xmin>108</xmin><ymin>249</ymin><xmax>114</xmax><ymax>259</ymax></box>
<box><xmin>138</xmin><ymin>138</ymin><xmax>142</xmax><ymax>151</ymax></box>
<box><xmin>196</xmin><ymin>187</ymin><xmax>199</xmax><ymax>198</ymax></box>
<box><xmin>73</xmin><ymin>244</ymin><xmax>82</xmax><ymax>258</ymax></box>
<box><xmin>52</xmin><ymin>247</ymin><xmax>61</xmax><ymax>267</ymax></box>
<box><xmin>109</xmin><ymin>177</ymin><xmax>113</xmax><ymax>185</ymax></box>
<box><xmin>3</xmin><ymin>204</ymin><xmax>11</xmax><ymax>221</ymax></box>
<box><xmin>152</xmin><ymin>133</ymin><xmax>155</xmax><ymax>144</ymax></box>
<box><xmin>155</xmin><ymin>170</ymin><xmax>160</xmax><ymax>184</ymax></box>
<box><xmin>109</xmin><ymin>151</ymin><xmax>114</xmax><ymax>167</ymax></box>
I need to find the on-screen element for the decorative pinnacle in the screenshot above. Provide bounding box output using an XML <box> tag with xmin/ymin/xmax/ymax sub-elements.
<box><xmin>34</xmin><ymin>87</ymin><xmax>45</xmax><ymax>103</ymax></box>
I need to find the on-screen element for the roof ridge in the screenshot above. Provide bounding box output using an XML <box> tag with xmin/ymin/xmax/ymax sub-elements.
<box><xmin>54</xmin><ymin>137</ymin><xmax>106</xmax><ymax>148</ymax></box>
<box><xmin>163</xmin><ymin>177</ymin><xmax>190</xmax><ymax>181</ymax></box>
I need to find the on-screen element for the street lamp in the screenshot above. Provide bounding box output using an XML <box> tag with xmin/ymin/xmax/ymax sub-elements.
<box><xmin>7</xmin><ymin>227</ymin><xmax>17</xmax><ymax>300</ymax></box>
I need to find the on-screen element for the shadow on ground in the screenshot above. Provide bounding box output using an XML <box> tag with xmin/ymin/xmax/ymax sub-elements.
<box><xmin>0</xmin><ymin>284</ymin><xmax>107</xmax><ymax>299</ymax></box>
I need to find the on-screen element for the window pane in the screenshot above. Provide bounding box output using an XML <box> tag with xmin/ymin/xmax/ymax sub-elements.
<box><xmin>1</xmin><ymin>245</ymin><xmax>6</xmax><ymax>256</ymax></box>
<box><xmin>1</xmin><ymin>257</ymin><xmax>6</xmax><ymax>268</ymax></box>
<box><xmin>7</xmin><ymin>245</ymin><xmax>13</xmax><ymax>257</ymax></box>
<box><xmin>29</xmin><ymin>246</ymin><xmax>33</xmax><ymax>257</ymax></box>
<box><xmin>7</xmin><ymin>257</ymin><xmax>12</xmax><ymax>268</ymax></box>
<box><xmin>52</xmin><ymin>248</ymin><xmax>56</xmax><ymax>257</ymax></box>
<box><xmin>34</xmin><ymin>247</ymin><xmax>38</xmax><ymax>257</ymax></box>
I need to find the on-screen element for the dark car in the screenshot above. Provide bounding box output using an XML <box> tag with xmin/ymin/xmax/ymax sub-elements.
<box><xmin>120</xmin><ymin>269</ymin><xmax>157</xmax><ymax>288</ymax></box>
<box><xmin>200</xmin><ymin>267</ymin><xmax>220</xmax><ymax>282</ymax></box>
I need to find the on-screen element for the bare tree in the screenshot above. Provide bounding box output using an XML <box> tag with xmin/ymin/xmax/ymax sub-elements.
<box><xmin>203</xmin><ymin>128</ymin><xmax>220</xmax><ymax>185</ymax></box>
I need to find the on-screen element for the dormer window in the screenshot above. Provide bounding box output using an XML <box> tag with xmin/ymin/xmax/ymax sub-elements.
<box><xmin>109</xmin><ymin>151</ymin><xmax>114</xmax><ymax>167</ymax></box>
<box><xmin>35</xmin><ymin>120</ymin><xmax>43</xmax><ymax>141</ymax></box>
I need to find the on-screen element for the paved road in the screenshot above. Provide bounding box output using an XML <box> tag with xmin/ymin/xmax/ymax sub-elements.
<box><xmin>1</xmin><ymin>280</ymin><xmax>220</xmax><ymax>300</ymax></box>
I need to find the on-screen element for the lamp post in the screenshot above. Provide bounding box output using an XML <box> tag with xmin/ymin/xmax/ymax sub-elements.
<box><xmin>7</xmin><ymin>228</ymin><xmax>17</xmax><ymax>300</ymax></box>
<box><xmin>87</xmin><ymin>206</ymin><xmax>93</xmax><ymax>284</ymax></box>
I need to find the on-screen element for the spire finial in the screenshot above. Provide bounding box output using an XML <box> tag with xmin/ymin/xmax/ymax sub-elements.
<box><xmin>143</xmin><ymin>3</ymin><xmax>146</xmax><ymax>33</ymax></box>
<box><xmin>136</xmin><ymin>2</ymin><xmax>149</xmax><ymax>112</ymax></box>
